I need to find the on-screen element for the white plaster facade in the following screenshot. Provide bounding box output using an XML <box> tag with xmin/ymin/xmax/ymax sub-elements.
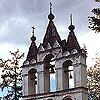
<box><xmin>22</xmin><ymin>45</ymin><xmax>88</xmax><ymax>100</ymax></box>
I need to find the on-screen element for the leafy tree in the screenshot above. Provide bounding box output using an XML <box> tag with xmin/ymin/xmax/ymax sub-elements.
<box><xmin>88</xmin><ymin>1</ymin><xmax>100</xmax><ymax>33</ymax></box>
<box><xmin>87</xmin><ymin>57</ymin><xmax>100</xmax><ymax>100</ymax></box>
<box><xmin>89</xmin><ymin>8</ymin><xmax>100</xmax><ymax>33</ymax></box>
<box><xmin>95</xmin><ymin>0</ymin><xmax>100</xmax><ymax>2</ymax></box>
<box><xmin>88</xmin><ymin>1</ymin><xmax>100</xmax><ymax>98</ymax></box>
<box><xmin>0</xmin><ymin>50</ymin><xmax>24</xmax><ymax>100</ymax></box>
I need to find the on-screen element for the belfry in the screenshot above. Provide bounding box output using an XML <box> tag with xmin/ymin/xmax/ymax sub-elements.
<box><xmin>22</xmin><ymin>3</ymin><xmax>88</xmax><ymax>100</ymax></box>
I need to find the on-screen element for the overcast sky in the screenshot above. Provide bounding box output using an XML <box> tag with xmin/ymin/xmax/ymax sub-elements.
<box><xmin>0</xmin><ymin>0</ymin><xmax>100</xmax><ymax>66</ymax></box>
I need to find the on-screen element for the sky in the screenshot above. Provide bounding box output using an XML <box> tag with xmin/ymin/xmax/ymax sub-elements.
<box><xmin>0</xmin><ymin>0</ymin><xmax>100</xmax><ymax>67</ymax></box>
<box><xmin>0</xmin><ymin>0</ymin><xmax>100</xmax><ymax>98</ymax></box>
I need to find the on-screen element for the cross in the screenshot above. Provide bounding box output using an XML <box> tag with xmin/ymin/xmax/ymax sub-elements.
<box><xmin>70</xmin><ymin>14</ymin><xmax>73</xmax><ymax>25</ymax></box>
<box><xmin>32</xmin><ymin>26</ymin><xmax>35</xmax><ymax>35</ymax></box>
<box><xmin>50</xmin><ymin>2</ymin><xmax>52</xmax><ymax>13</ymax></box>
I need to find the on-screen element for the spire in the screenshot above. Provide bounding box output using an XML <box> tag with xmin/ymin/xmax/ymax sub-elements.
<box><xmin>43</xmin><ymin>19</ymin><xmax>61</xmax><ymax>48</ymax></box>
<box><xmin>68</xmin><ymin>14</ymin><xmax>75</xmax><ymax>32</ymax></box>
<box><xmin>48</xmin><ymin>2</ymin><xmax>55</xmax><ymax>20</ymax></box>
<box><xmin>26</xmin><ymin>26</ymin><xmax>37</xmax><ymax>62</ymax></box>
<box><xmin>43</xmin><ymin>2</ymin><xmax>61</xmax><ymax>48</ymax></box>
<box><xmin>66</xmin><ymin>15</ymin><xmax>80</xmax><ymax>52</ymax></box>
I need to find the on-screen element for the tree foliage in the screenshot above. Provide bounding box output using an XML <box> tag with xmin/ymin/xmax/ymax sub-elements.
<box><xmin>87</xmin><ymin>57</ymin><xmax>100</xmax><ymax>100</ymax></box>
<box><xmin>89</xmin><ymin>8</ymin><xmax>100</xmax><ymax>33</ymax></box>
<box><xmin>88</xmin><ymin>0</ymin><xmax>100</xmax><ymax>33</ymax></box>
<box><xmin>95</xmin><ymin>0</ymin><xmax>100</xmax><ymax>2</ymax></box>
<box><xmin>0</xmin><ymin>50</ymin><xmax>24</xmax><ymax>100</ymax></box>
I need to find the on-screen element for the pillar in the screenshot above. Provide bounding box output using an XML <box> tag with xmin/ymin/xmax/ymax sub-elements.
<box><xmin>22</xmin><ymin>68</ymin><xmax>28</xmax><ymax>96</ymax></box>
<box><xmin>37</xmin><ymin>64</ymin><xmax>50</xmax><ymax>93</ymax></box>
<box><xmin>74</xmin><ymin>55</ymin><xmax>87</xmax><ymax>88</ymax></box>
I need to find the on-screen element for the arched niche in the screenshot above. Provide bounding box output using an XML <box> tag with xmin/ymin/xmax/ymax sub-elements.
<box><xmin>63</xmin><ymin>96</ymin><xmax>72</xmax><ymax>100</ymax></box>
<box><xmin>62</xmin><ymin>96</ymin><xmax>72</xmax><ymax>100</ymax></box>
<box><xmin>63</xmin><ymin>60</ymin><xmax>74</xmax><ymax>89</ymax></box>
<box><xmin>28</xmin><ymin>68</ymin><xmax>37</xmax><ymax>95</ymax></box>
<box><xmin>43</xmin><ymin>54</ymin><xmax>56</xmax><ymax>92</ymax></box>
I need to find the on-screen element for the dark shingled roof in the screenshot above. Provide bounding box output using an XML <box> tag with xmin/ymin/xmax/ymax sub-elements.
<box><xmin>27</xmin><ymin>42</ymin><xmax>37</xmax><ymax>62</ymax></box>
<box><xmin>65</xmin><ymin>15</ymin><xmax>81</xmax><ymax>52</ymax></box>
<box><xmin>66</xmin><ymin>31</ymin><xmax>80</xmax><ymax>52</ymax></box>
<box><xmin>26</xmin><ymin>27</ymin><xmax>37</xmax><ymax>62</ymax></box>
<box><xmin>43</xmin><ymin>20</ymin><xmax>62</xmax><ymax>48</ymax></box>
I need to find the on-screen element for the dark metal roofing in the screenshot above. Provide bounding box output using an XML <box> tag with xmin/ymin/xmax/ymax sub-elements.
<box><xmin>26</xmin><ymin>42</ymin><xmax>37</xmax><ymax>62</ymax></box>
<box><xmin>26</xmin><ymin>27</ymin><xmax>37</xmax><ymax>62</ymax></box>
<box><xmin>43</xmin><ymin>20</ymin><xmax>62</xmax><ymax>48</ymax></box>
<box><xmin>66</xmin><ymin>30</ymin><xmax>80</xmax><ymax>52</ymax></box>
<box><xmin>65</xmin><ymin>15</ymin><xmax>81</xmax><ymax>52</ymax></box>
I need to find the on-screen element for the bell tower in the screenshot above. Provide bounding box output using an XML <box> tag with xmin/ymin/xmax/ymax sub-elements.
<box><xmin>22</xmin><ymin>3</ymin><xmax>88</xmax><ymax>100</ymax></box>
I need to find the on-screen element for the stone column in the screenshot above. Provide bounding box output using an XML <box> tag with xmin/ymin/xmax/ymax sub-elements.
<box><xmin>74</xmin><ymin>63</ymin><xmax>87</xmax><ymax>88</ymax></box>
<box><xmin>37</xmin><ymin>64</ymin><xmax>44</xmax><ymax>94</ymax></box>
<box><xmin>73</xmin><ymin>55</ymin><xmax>87</xmax><ymax>88</ymax></box>
<box><xmin>37</xmin><ymin>64</ymin><xmax>50</xmax><ymax>93</ymax></box>
<box><xmin>56</xmin><ymin>58</ymin><xmax>70</xmax><ymax>91</ymax></box>
<box><xmin>56</xmin><ymin>60</ymin><xmax>64</xmax><ymax>91</ymax></box>
<box><xmin>22</xmin><ymin>73</ymin><xmax>28</xmax><ymax>96</ymax></box>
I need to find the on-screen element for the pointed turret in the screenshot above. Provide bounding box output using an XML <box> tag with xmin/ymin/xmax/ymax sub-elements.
<box><xmin>26</xmin><ymin>26</ymin><xmax>37</xmax><ymax>62</ymax></box>
<box><xmin>43</xmin><ymin>2</ymin><xmax>61</xmax><ymax>48</ymax></box>
<box><xmin>66</xmin><ymin>14</ymin><xmax>80</xmax><ymax>52</ymax></box>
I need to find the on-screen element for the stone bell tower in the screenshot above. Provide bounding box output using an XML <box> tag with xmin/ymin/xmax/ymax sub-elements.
<box><xmin>22</xmin><ymin>3</ymin><xmax>88</xmax><ymax>100</ymax></box>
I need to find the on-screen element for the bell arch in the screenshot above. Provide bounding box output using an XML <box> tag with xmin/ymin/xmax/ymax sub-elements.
<box><xmin>28</xmin><ymin>68</ymin><xmax>37</xmax><ymax>95</ymax></box>
<box><xmin>63</xmin><ymin>96</ymin><xmax>72</xmax><ymax>100</ymax></box>
<box><xmin>43</xmin><ymin>54</ymin><xmax>56</xmax><ymax>92</ymax></box>
<box><xmin>63</xmin><ymin>60</ymin><xmax>74</xmax><ymax>89</ymax></box>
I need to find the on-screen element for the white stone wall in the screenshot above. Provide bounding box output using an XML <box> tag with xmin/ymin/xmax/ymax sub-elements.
<box><xmin>22</xmin><ymin>87</ymin><xmax>88</xmax><ymax>100</ymax></box>
<box><xmin>22</xmin><ymin>46</ymin><xmax>88</xmax><ymax>100</ymax></box>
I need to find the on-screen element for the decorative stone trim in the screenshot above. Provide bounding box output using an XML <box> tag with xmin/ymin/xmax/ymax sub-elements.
<box><xmin>22</xmin><ymin>87</ymin><xmax>88</xmax><ymax>99</ymax></box>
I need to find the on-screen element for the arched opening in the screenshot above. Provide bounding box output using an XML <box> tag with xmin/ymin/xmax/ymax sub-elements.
<box><xmin>63</xmin><ymin>60</ymin><xmax>74</xmax><ymax>89</ymax></box>
<box><xmin>28</xmin><ymin>68</ymin><xmax>37</xmax><ymax>95</ymax></box>
<box><xmin>50</xmin><ymin>60</ymin><xmax>56</xmax><ymax>92</ymax></box>
<box><xmin>44</xmin><ymin>54</ymin><xmax>56</xmax><ymax>92</ymax></box>
<box><xmin>63</xmin><ymin>96</ymin><xmax>72</xmax><ymax>100</ymax></box>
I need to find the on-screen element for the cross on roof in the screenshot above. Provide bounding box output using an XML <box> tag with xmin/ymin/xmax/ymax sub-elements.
<box><xmin>32</xmin><ymin>26</ymin><xmax>35</xmax><ymax>34</ymax></box>
<box><xmin>70</xmin><ymin>14</ymin><xmax>73</xmax><ymax>25</ymax></box>
<box><xmin>50</xmin><ymin>2</ymin><xmax>52</xmax><ymax>13</ymax></box>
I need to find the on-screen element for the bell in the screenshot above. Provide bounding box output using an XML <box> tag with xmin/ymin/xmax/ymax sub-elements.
<box><xmin>69</xmin><ymin>72</ymin><xmax>72</xmax><ymax>79</ymax></box>
<box><xmin>35</xmin><ymin>81</ymin><xmax>37</xmax><ymax>85</ymax></box>
<box><xmin>34</xmin><ymin>75</ymin><xmax>37</xmax><ymax>79</ymax></box>
<box><xmin>50</xmin><ymin>64</ymin><xmax>55</xmax><ymax>68</ymax></box>
<box><xmin>33</xmin><ymin>74</ymin><xmax>37</xmax><ymax>79</ymax></box>
<box><xmin>50</xmin><ymin>67</ymin><xmax>55</xmax><ymax>73</ymax></box>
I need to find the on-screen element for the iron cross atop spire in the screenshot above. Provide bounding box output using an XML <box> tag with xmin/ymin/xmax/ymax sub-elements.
<box><xmin>48</xmin><ymin>2</ymin><xmax>55</xmax><ymax>20</ymax></box>
<box><xmin>50</xmin><ymin>2</ymin><xmax>52</xmax><ymax>14</ymax></box>
<box><xmin>68</xmin><ymin>14</ymin><xmax>75</xmax><ymax>31</ymax></box>
<box><xmin>70</xmin><ymin>14</ymin><xmax>73</xmax><ymax>25</ymax></box>
<box><xmin>31</xmin><ymin>26</ymin><xmax>36</xmax><ymax>42</ymax></box>
<box><xmin>32</xmin><ymin>26</ymin><xmax>35</xmax><ymax>35</ymax></box>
